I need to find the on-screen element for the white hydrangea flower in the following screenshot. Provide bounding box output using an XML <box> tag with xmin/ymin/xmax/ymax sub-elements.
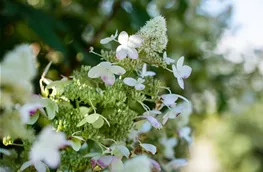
<box><xmin>100</xmin><ymin>30</ymin><xmax>118</xmax><ymax>44</ymax></box>
<box><xmin>172</xmin><ymin>56</ymin><xmax>192</xmax><ymax>89</ymax></box>
<box><xmin>0</xmin><ymin>44</ymin><xmax>36</xmax><ymax>82</ymax></box>
<box><xmin>123</xmin><ymin>77</ymin><xmax>145</xmax><ymax>90</ymax></box>
<box><xmin>88</xmin><ymin>62</ymin><xmax>126</xmax><ymax>85</ymax></box>
<box><xmin>161</xmin><ymin>94</ymin><xmax>179</xmax><ymax>107</ymax></box>
<box><xmin>160</xmin><ymin>137</ymin><xmax>178</xmax><ymax>159</ymax></box>
<box><xmin>20</xmin><ymin>127</ymin><xmax>68</xmax><ymax>172</ymax></box>
<box><xmin>163</xmin><ymin>51</ymin><xmax>175</xmax><ymax>65</ymax></box>
<box><xmin>140</xmin><ymin>110</ymin><xmax>162</xmax><ymax>129</ymax></box>
<box><xmin>138</xmin><ymin>16</ymin><xmax>167</xmax><ymax>54</ymax></box>
<box><xmin>140</xmin><ymin>63</ymin><xmax>155</xmax><ymax>78</ymax></box>
<box><xmin>162</xmin><ymin>104</ymin><xmax>184</xmax><ymax>124</ymax></box>
<box><xmin>30</xmin><ymin>126</ymin><xmax>68</xmax><ymax>168</ymax></box>
<box><xmin>116</xmin><ymin>31</ymin><xmax>143</xmax><ymax>60</ymax></box>
<box><xmin>178</xmin><ymin>126</ymin><xmax>192</xmax><ymax>144</ymax></box>
<box><xmin>18</xmin><ymin>103</ymin><xmax>42</xmax><ymax>124</ymax></box>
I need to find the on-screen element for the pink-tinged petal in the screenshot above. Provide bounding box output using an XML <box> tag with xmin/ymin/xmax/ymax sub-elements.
<box><xmin>88</xmin><ymin>66</ymin><xmax>102</xmax><ymax>78</ymax></box>
<box><xmin>145</xmin><ymin>116</ymin><xmax>162</xmax><ymax>129</ymax></box>
<box><xmin>116</xmin><ymin>45</ymin><xmax>128</xmax><ymax>60</ymax></box>
<box><xmin>150</xmin><ymin>159</ymin><xmax>161</xmax><ymax>171</ymax></box>
<box><xmin>135</xmin><ymin>83</ymin><xmax>145</xmax><ymax>90</ymax></box>
<box><xmin>101</xmin><ymin>73</ymin><xmax>115</xmax><ymax>86</ymax></box>
<box><xmin>44</xmin><ymin>150</ymin><xmax>60</xmax><ymax>168</ymax></box>
<box><xmin>110</xmin><ymin>66</ymin><xmax>126</xmax><ymax>75</ymax></box>
<box><xmin>118</xmin><ymin>31</ymin><xmax>129</xmax><ymax>45</ymax></box>
<box><xmin>97</xmin><ymin>156</ymin><xmax>114</xmax><ymax>168</ymax></box>
<box><xmin>91</xmin><ymin>158</ymin><xmax>97</xmax><ymax>168</ymax></box>
<box><xmin>177</xmin><ymin>56</ymin><xmax>184</xmax><ymax>69</ymax></box>
<box><xmin>123</xmin><ymin>77</ymin><xmax>137</xmax><ymax>86</ymax></box>
<box><xmin>128</xmin><ymin>35</ymin><xmax>143</xmax><ymax>48</ymax></box>
<box><xmin>177</xmin><ymin>77</ymin><xmax>184</xmax><ymax>89</ymax></box>
<box><xmin>172</xmin><ymin>64</ymin><xmax>180</xmax><ymax>78</ymax></box>
<box><xmin>181</xmin><ymin>66</ymin><xmax>192</xmax><ymax>78</ymax></box>
<box><xmin>127</xmin><ymin>47</ymin><xmax>138</xmax><ymax>59</ymax></box>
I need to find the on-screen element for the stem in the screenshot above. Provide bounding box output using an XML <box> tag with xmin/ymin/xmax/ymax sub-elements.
<box><xmin>89</xmin><ymin>99</ymin><xmax>96</xmax><ymax>113</ymax></box>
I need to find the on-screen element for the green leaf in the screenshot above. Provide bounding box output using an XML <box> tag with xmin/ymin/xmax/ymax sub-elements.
<box><xmin>71</xmin><ymin>138</ymin><xmax>82</xmax><ymax>151</ymax></box>
<box><xmin>86</xmin><ymin>113</ymin><xmax>100</xmax><ymax>123</ymax></box>
<box><xmin>77</xmin><ymin>113</ymin><xmax>100</xmax><ymax>127</ymax></box>
<box><xmin>92</xmin><ymin>116</ymin><xmax>104</xmax><ymax>129</ymax></box>
<box><xmin>79</xmin><ymin>106</ymin><xmax>91</xmax><ymax>116</ymax></box>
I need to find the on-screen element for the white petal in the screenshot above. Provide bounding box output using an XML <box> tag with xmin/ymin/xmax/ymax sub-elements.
<box><xmin>145</xmin><ymin>116</ymin><xmax>162</xmax><ymax>129</ymax></box>
<box><xmin>164</xmin><ymin>57</ymin><xmax>175</xmax><ymax>65</ymax></box>
<box><xmin>144</xmin><ymin>71</ymin><xmax>156</xmax><ymax>77</ymax></box>
<box><xmin>127</xmin><ymin>47</ymin><xmax>138</xmax><ymax>59</ymax></box>
<box><xmin>44</xmin><ymin>150</ymin><xmax>60</xmax><ymax>168</ymax></box>
<box><xmin>128</xmin><ymin>35</ymin><xmax>143</xmax><ymax>48</ymax></box>
<box><xmin>177</xmin><ymin>56</ymin><xmax>184</xmax><ymax>69</ymax></box>
<box><xmin>116</xmin><ymin>45</ymin><xmax>128</xmax><ymax>60</ymax></box>
<box><xmin>111</xmin><ymin>158</ymin><xmax>124</xmax><ymax>172</ymax></box>
<box><xmin>99</xmin><ymin>62</ymin><xmax>112</xmax><ymax>68</ymax></box>
<box><xmin>118</xmin><ymin>31</ymin><xmax>129</xmax><ymax>45</ymax></box>
<box><xmin>100</xmin><ymin>37</ymin><xmax>112</xmax><ymax>44</ymax></box>
<box><xmin>137</xmin><ymin>78</ymin><xmax>145</xmax><ymax>84</ymax></box>
<box><xmin>124</xmin><ymin>156</ymin><xmax>151</xmax><ymax>172</ymax></box>
<box><xmin>135</xmin><ymin>84</ymin><xmax>145</xmax><ymax>90</ymax></box>
<box><xmin>177</xmin><ymin>77</ymin><xmax>184</xmax><ymax>89</ymax></box>
<box><xmin>20</xmin><ymin>161</ymin><xmax>33</xmax><ymax>171</ymax></box>
<box><xmin>181</xmin><ymin>66</ymin><xmax>192</xmax><ymax>78</ymax></box>
<box><xmin>88</xmin><ymin>66</ymin><xmax>102</xmax><ymax>78</ymax></box>
<box><xmin>101</xmin><ymin>73</ymin><xmax>115</xmax><ymax>85</ymax></box>
<box><xmin>161</xmin><ymin>94</ymin><xmax>178</xmax><ymax>106</ymax></box>
<box><xmin>123</xmin><ymin>77</ymin><xmax>137</xmax><ymax>86</ymax></box>
<box><xmin>117</xmin><ymin>145</ymin><xmax>130</xmax><ymax>158</ymax></box>
<box><xmin>172</xmin><ymin>64</ymin><xmax>180</xmax><ymax>78</ymax></box>
<box><xmin>110</xmin><ymin>66</ymin><xmax>126</xmax><ymax>75</ymax></box>
<box><xmin>163</xmin><ymin>51</ymin><xmax>167</xmax><ymax>58</ymax></box>
<box><xmin>140</xmin><ymin>143</ymin><xmax>157</xmax><ymax>155</ymax></box>
<box><xmin>34</xmin><ymin>161</ymin><xmax>47</xmax><ymax>172</ymax></box>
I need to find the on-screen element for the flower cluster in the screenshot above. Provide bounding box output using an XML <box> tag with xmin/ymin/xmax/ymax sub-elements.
<box><xmin>0</xmin><ymin>16</ymin><xmax>193</xmax><ymax>172</ymax></box>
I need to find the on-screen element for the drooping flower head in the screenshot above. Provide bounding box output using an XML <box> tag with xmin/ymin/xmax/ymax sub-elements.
<box><xmin>88</xmin><ymin>62</ymin><xmax>126</xmax><ymax>85</ymax></box>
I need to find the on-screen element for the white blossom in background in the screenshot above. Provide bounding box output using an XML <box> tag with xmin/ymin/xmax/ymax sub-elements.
<box><xmin>160</xmin><ymin>137</ymin><xmax>178</xmax><ymax>159</ymax></box>
<box><xmin>178</xmin><ymin>126</ymin><xmax>192</xmax><ymax>144</ymax></box>
<box><xmin>140</xmin><ymin>63</ymin><xmax>156</xmax><ymax>78</ymax></box>
<box><xmin>123</xmin><ymin>77</ymin><xmax>145</xmax><ymax>90</ymax></box>
<box><xmin>164</xmin><ymin>158</ymin><xmax>188</xmax><ymax>171</ymax></box>
<box><xmin>0</xmin><ymin>44</ymin><xmax>37</xmax><ymax>104</ymax></box>
<box><xmin>123</xmin><ymin>155</ymin><xmax>151</xmax><ymax>172</ymax></box>
<box><xmin>88</xmin><ymin>62</ymin><xmax>126</xmax><ymax>85</ymax></box>
<box><xmin>116</xmin><ymin>31</ymin><xmax>143</xmax><ymax>60</ymax></box>
<box><xmin>172</xmin><ymin>56</ymin><xmax>192</xmax><ymax>89</ymax></box>
<box><xmin>100</xmin><ymin>30</ymin><xmax>118</xmax><ymax>44</ymax></box>
<box><xmin>163</xmin><ymin>51</ymin><xmax>175</xmax><ymax>65</ymax></box>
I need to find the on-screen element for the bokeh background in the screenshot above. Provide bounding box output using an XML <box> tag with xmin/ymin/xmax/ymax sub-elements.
<box><xmin>1</xmin><ymin>0</ymin><xmax>263</xmax><ymax>171</ymax></box>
